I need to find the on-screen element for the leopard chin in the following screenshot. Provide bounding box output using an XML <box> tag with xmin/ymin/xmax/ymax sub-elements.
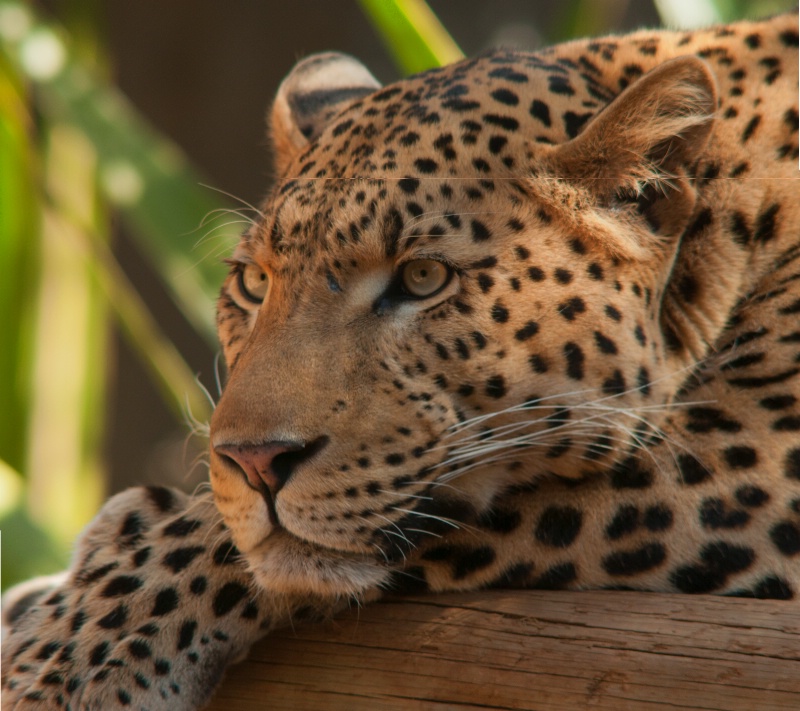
<box><xmin>243</xmin><ymin>529</ymin><xmax>390</xmax><ymax>598</ymax></box>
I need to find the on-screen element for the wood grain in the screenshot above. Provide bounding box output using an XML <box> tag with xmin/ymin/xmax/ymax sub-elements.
<box><xmin>206</xmin><ymin>591</ymin><xmax>800</xmax><ymax>710</ymax></box>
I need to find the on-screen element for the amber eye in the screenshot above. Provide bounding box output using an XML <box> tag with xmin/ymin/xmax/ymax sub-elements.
<box><xmin>400</xmin><ymin>259</ymin><xmax>450</xmax><ymax>298</ymax></box>
<box><xmin>237</xmin><ymin>263</ymin><xmax>269</xmax><ymax>303</ymax></box>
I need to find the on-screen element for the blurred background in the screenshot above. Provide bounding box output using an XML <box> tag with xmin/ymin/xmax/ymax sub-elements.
<box><xmin>0</xmin><ymin>0</ymin><xmax>794</xmax><ymax>588</ymax></box>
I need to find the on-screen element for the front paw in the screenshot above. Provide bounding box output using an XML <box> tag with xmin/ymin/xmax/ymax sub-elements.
<box><xmin>2</xmin><ymin>487</ymin><xmax>268</xmax><ymax>710</ymax></box>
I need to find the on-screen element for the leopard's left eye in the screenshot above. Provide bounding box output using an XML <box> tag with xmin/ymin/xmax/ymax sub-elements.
<box><xmin>237</xmin><ymin>263</ymin><xmax>269</xmax><ymax>303</ymax></box>
<box><xmin>400</xmin><ymin>259</ymin><xmax>451</xmax><ymax>298</ymax></box>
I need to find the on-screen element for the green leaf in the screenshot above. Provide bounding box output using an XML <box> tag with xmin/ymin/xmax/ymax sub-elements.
<box><xmin>357</xmin><ymin>0</ymin><xmax>463</xmax><ymax>74</ymax></box>
<box><xmin>0</xmin><ymin>51</ymin><xmax>37</xmax><ymax>475</ymax></box>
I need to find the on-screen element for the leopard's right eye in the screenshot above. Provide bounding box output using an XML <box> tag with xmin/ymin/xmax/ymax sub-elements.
<box><xmin>237</xmin><ymin>263</ymin><xmax>270</xmax><ymax>304</ymax></box>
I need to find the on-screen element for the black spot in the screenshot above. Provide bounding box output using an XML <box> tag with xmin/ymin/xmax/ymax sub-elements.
<box><xmin>605</xmin><ymin>304</ymin><xmax>622</xmax><ymax>321</ymax></box>
<box><xmin>128</xmin><ymin>639</ymin><xmax>152</xmax><ymax>659</ymax></box>
<box><xmin>71</xmin><ymin>609</ymin><xmax>87</xmax><ymax>633</ymax></box>
<box><xmin>36</xmin><ymin>640</ymin><xmax>61</xmax><ymax>660</ymax></box>
<box><xmin>685</xmin><ymin>407</ymin><xmax>742</xmax><ymax>434</ymax></box>
<box><xmin>177</xmin><ymin>620</ymin><xmax>197</xmax><ymax>651</ymax></box>
<box><xmin>491</xmin><ymin>88</ymin><xmax>519</xmax><ymax>106</ymax></box>
<box><xmin>563</xmin><ymin>111</ymin><xmax>592</xmax><ymax>138</ymax></box>
<box><xmin>678</xmin><ymin>274</ymin><xmax>699</xmax><ymax>303</ymax></box>
<box><xmin>213</xmin><ymin>541</ymin><xmax>241</xmax><ymax>566</ymax></box>
<box><xmin>529</xmin><ymin>99</ymin><xmax>551</xmax><ymax>127</ymax></box>
<box><xmin>483</xmin><ymin>114</ymin><xmax>519</xmax><ymax>131</ymax></box>
<box><xmin>535</xmin><ymin>506</ymin><xmax>583</xmax><ymax>548</ymax></box>
<box><xmin>684</xmin><ymin>207</ymin><xmax>713</xmax><ymax>240</ymax></box>
<box><xmin>735</xmin><ymin>485</ymin><xmax>769</xmax><ymax>508</ymax></box>
<box><xmin>147</xmin><ymin>486</ymin><xmax>177</xmax><ymax>512</ymax></box>
<box><xmin>699</xmin><ymin>498</ymin><xmax>750</xmax><ymax>529</ymax></box>
<box><xmin>564</xmin><ymin>342</ymin><xmax>585</xmax><ymax>380</ymax></box>
<box><xmin>98</xmin><ymin>604</ymin><xmax>128</xmax><ymax>629</ymax></box>
<box><xmin>529</xmin><ymin>354</ymin><xmax>548</xmax><ymax>374</ymax></box>
<box><xmin>527</xmin><ymin>266</ymin><xmax>545</xmax><ymax>282</ymax></box>
<box><xmin>443</xmin><ymin>97</ymin><xmax>480</xmax><ymax>112</ymax></box>
<box><xmin>120</xmin><ymin>512</ymin><xmax>144</xmax><ymax>539</ymax></box>
<box><xmin>163</xmin><ymin>517</ymin><xmax>202</xmax><ymax>538</ymax></box>
<box><xmin>602</xmin><ymin>543</ymin><xmax>666</xmax><ymax>576</ymax></box>
<box><xmin>754</xmin><ymin>203</ymin><xmax>779</xmax><ymax>243</ymax></box>
<box><xmin>637</xmin><ymin>367</ymin><xmax>651</xmax><ymax>396</ymax></box>
<box><xmin>163</xmin><ymin>546</ymin><xmax>205</xmax><ymax>574</ymax></box>
<box><xmin>101</xmin><ymin>575</ymin><xmax>143</xmax><ymax>598</ymax></box>
<box><xmin>559</xmin><ymin>296</ymin><xmax>586</xmax><ymax>321</ymax></box>
<box><xmin>414</xmin><ymin>158</ymin><xmax>438</xmax><ymax>174</ymax></box>
<box><xmin>489</xmin><ymin>67</ymin><xmax>529</xmax><ymax>82</ymax></box>
<box><xmin>90</xmin><ymin>641</ymin><xmax>110</xmax><ymax>666</ymax></box>
<box><xmin>774</xmin><ymin>416</ymin><xmax>800</xmax><ymax>431</ymax></box>
<box><xmin>491</xmin><ymin>303</ymin><xmax>509</xmax><ymax>323</ymax></box>
<box><xmin>212</xmin><ymin>582</ymin><xmax>249</xmax><ymax>616</ymax></box>
<box><xmin>548</xmin><ymin>76</ymin><xmax>575</xmax><ymax>95</ymax></box>
<box><xmin>488</xmin><ymin>135</ymin><xmax>508</xmax><ymax>154</ymax></box>
<box><xmin>78</xmin><ymin>561</ymin><xmax>119</xmax><ymax>586</ymax></box>
<box><xmin>477</xmin><ymin>273</ymin><xmax>494</xmax><ymax>293</ymax></box>
<box><xmin>671</xmin><ymin>541</ymin><xmax>754</xmax><ymax>593</ymax></box>
<box><xmin>485</xmin><ymin>375</ymin><xmax>507</xmax><ymax>399</ymax></box>
<box><xmin>514</xmin><ymin>321</ymin><xmax>539</xmax><ymax>341</ymax></box>
<box><xmin>770</xmin><ymin>522</ymin><xmax>800</xmax><ymax>556</ymax></box>
<box><xmin>760</xmin><ymin>394</ymin><xmax>796</xmax><ymax>410</ymax></box>
<box><xmin>677</xmin><ymin>453</ymin><xmax>712</xmax><ymax>485</ymax></box>
<box><xmin>728</xmin><ymin>368</ymin><xmax>800</xmax><ymax>388</ymax></box>
<box><xmin>593</xmin><ymin>331</ymin><xmax>618</xmax><ymax>355</ymax></box>
<box><xmin>151</xmin><ymin>587</ymin><xmax>179</xmax><ymax>616</ymax></box>
<box><xmin>453</xmin><ymin>547</ymin><xmax>496</xmax><ymax>580</ymax></box>
<box><xmin>489</xmin><ymin>563</ymin><xmax>534</xmax><ymax>588</ymax></box>
<box><xmin>471</xmin><ymin>331</ymin><xmax>487</xmax><ymax>349</ymax></box>
<box><xmin>602</xmin><ymin>370</ymin><xmax>626</xmax><ymax>396</ymax></box>
<box><xmin>645</xmin><ymin>505</ymin><xmax>673</xmax><ymax>531</ymax></box>
<box><xmin>398</xmin><ymin>177</ymin><xmax>420</xmax><ymax>194</ymax></box>
<box><xmin>611</xmin><ymin>457</ymin><xmax>653</xmax><ymax>489</ymax></box>
<box><xmin>133</xmin><ymin>547</ymin><xmax>151</xmax><ymax>567</ymax></box>
<box><xmin>780</xmin><ymin>30</ymin><xmax>799</xmax><ymax>47</ymax></box>
<box><xmin>554</xmin><ymin>268</ymin><xmax>573</xmax><ymax>284</ymax></box>
<box><xmin>588</xmin><ymin>263</ymin><xmax>604</xmax><ymax>280</ymax></box>
<box><xmin>736</xmin><ymin>576</ymin><xmax>795</xmax><ymax>600</ymax></box>
<box><xmin>723</xmin><ymin>446</ymin><xmax>757</xmax><ymax>469</ymax></box>
<box><xmin>606</xmin><ymin>505</ymin><xmax>639</xmax><ymax>540</ymax></box>
<box><xmin>471</xmin><ymin>219</ymin><xmax>491</xmax><ymax>241</ymax></box>
<box><xmin>478</xmin><ymin>507</ymin><xmax>522</xmax><ymax>534</ymax></box>
<box><xmin>532</xmin><ymin>562</ymin><xmax>577</xmax><ymax>589</ymax></box>
<box><xmin>741</xmin><ymin>115</ymin><xmax>761</xmax><ymax>143</ymax></box>
<box><xmin>190</xmin><ymin>576</ymin><xmax>207</xmax><ymax>595</ymax></box>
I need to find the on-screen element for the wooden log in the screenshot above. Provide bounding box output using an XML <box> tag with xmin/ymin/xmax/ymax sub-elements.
<box><xmin>205</xmin><ymin>591</ymin><xmax>800</xmax><ymax>710</ymax></box>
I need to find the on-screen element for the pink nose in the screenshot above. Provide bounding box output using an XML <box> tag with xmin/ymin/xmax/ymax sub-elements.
<box><xmin>214</xmin><ymin>441</ymin><xmax>303</xmax><ymax>495</ymax></box>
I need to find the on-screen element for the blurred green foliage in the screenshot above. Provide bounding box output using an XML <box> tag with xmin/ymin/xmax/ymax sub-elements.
<box><xmin>0</xmin><ymin>0</ymin><xmax>794</xmax><ymax>590</ymax></box>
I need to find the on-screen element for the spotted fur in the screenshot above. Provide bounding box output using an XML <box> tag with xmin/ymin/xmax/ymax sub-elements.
<box><xmin>4</xmin><ymin>14</ymin><xmax>799</xmax><ymax>709</ymax></box>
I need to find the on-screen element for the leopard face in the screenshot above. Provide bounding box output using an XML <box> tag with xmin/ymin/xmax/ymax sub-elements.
<box><xmin>209</xmin><ymin>17</ymin><xmax>799</xmax><ymax>598</ymax></box>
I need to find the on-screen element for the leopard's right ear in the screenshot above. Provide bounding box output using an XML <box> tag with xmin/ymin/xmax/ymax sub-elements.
<box><xmin>270</xmin><ymin>52</ymin><xmax>382</xmax><ymax>176</ymax></box>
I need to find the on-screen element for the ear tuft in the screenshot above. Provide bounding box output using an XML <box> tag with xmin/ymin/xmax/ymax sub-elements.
<box><xmin>547</xmin><ymin>56</ymin><xmax>717</xmax><ymax>198</ymax></box>
<box><xmin>270</xmin><ymin>52</ymin><xmax>382</xmax><ymax>176</ymax></box>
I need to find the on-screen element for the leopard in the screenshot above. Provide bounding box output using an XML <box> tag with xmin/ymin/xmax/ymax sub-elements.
<box><xmin>3</xmin><ymin>12</ymin><xmax>799</xmax><ymax>710</ymax></box>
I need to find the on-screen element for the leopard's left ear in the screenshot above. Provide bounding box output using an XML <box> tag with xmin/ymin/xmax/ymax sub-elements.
<box><xmin>542</xmin><ymin>57</ymin><xmax>717</xmax><ymax>255</ymax></box>
<box><xmin>548</xmin><ymin>56</ymin><xmax>717</xmax><ymax>197</ymax></box>
<box><xmin>270</xmin><ymin>52</ymin><xmax>382</xmax><ymax>176</ymax></box>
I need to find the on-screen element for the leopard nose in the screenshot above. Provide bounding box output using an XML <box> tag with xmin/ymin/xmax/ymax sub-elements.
<box><xmin>214</xmin><ymin>436</ymin><xmax>329</xmax><ymax>496</ymax></box>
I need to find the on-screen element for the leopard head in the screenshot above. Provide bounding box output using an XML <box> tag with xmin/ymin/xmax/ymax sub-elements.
<box><xmin>208</xmin><ymin>51</ymin><xmax>724</xmax><ymax>597</ymax></box>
